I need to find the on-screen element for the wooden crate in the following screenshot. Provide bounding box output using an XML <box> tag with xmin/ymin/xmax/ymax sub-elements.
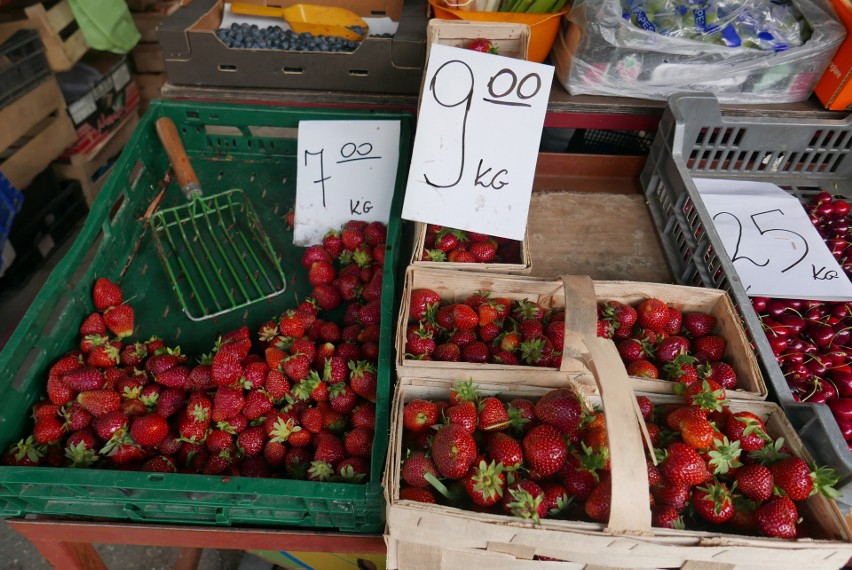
<box><xmin>385</xmin><ymin>341</ymin><xmax>852</xmax><ymax>569</ymax></box>
<box><xmin>396</xmin><ymin>266</ymin><xmax>766</xmax><ymax>399</ymax></box>
<box><xmin>426</xmin><ymin>19</ymin><xmax>530</xmax><ymax>60</ymax></box>
<box><xmin>0</xmin><ymin>77</ymin><xmax>76</xmax><ymax>189</ymax></box>
<box><xmin>0</xmin><ymin>0</ymin><xmax>87</xmax><ymax>72</ymax></box>
<box><xmin>52</xmin><ymin>111</ymin><xmax>139</xmax><ymax>206</ymax></box>
<box><xmin>410</xmin><ymin>221</ymin><xmax>532</xmax><ymax>274</ymax></box>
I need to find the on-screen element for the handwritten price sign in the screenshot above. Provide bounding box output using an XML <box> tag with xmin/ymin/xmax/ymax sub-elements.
<box><xmin>401</xmin><ymin>44</ymin><xmax>554</xmax><ymax>241</ymax></box>
<box><xmin>695</xmin><ymin>179</ymin><xmax>852</xmax><ymax>301</ymax></box>
<box><xmin>294</xmin><ymin>120</ymin><xmax>400</xmax><ymax>246</ymax></box>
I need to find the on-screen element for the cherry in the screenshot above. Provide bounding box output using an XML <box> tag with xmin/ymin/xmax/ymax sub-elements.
<box><xmin>751</xmin><ymin>297</ymin><xmax>769</xmax><ymax>312</ymax></box>
<box><xmin>834</xmin><ymin>199</ymin><xmax>851</xmax><ymax>216</ymax></box>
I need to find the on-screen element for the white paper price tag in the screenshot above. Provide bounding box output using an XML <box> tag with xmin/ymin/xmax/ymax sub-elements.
<box><xmin>295</xmin><ymin>120</ymin><xmax>401</xmax><ymax>246</ymax></box>
<box><xmin>695</xmin><ymin>179</ymin><xmax>852</xmax><ymax>301</ymax></box>
<box><xmin>401</xmin><ymin>44</ymin><xmax>554</xmax><ymax>241</ymax></box>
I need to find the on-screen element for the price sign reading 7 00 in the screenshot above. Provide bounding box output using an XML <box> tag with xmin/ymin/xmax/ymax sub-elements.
<box><xmin>295</xmin><ymin>120</ymin><xmax>400</xmax><ymax>246</ymax></box>
<box><xmin>402</xmin><ymin>44</ymin><xmax>554</xmax><ymax>242</ymax></box>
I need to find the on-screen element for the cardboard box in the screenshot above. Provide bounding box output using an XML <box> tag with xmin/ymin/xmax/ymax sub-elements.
<box><xmin>815</xmin><ymin>0</ymin><xmax>852</xmax><ymax>110</ymax></box>
<box><xmin>57</xmin><ymin>54</ymin><xmax>140</xmax><ymax>157</ymax></box>
<box><xmin>158</xmin><ymin>0</ymin><xmax>427</xmax><ymax>94</ymax></box>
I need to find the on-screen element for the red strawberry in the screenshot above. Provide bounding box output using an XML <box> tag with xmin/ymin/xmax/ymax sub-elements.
<box><xmin>62</xmin><ymin>367</ymin><xmax>105</xmax><ymax>392</ymax></box>
<box><xmin>130</xmin><ymin>413</ymin><xmax>169</xmax><ymax>447</ymax></box>
<box><xmin>145</xmin><ymin>353</ymin><xmax>181</xmax><ymax>376</ymax></box>
<box><xmin>584</xmin><ymin>477</ymin><xmax>612</xmax><ymax>522</ymax></box>
<box><xmin>212</xmin><ymin>386</ymin><xmax>245</xmax><ymax>422</ymax></box>
<box><xmin>103</xmin><ymin>305</ymin><xmax>134</xmax><ymax>339</ymax></box>
<box><xmin>344</xmin><ymin>427</ymin><xmax>373</xmax><ymax>458</ymax></box>
<box><xmin>313</xmin><ymin>432</ymin><xmax>345</xmax><ymax>467</ymax></box>
<box><xmin>522</xmin><ymin>424</ymin><xmax>567</xmax><ymax>478</ymax></box>
<box><xmin>469</xmin><ymin>241</ymin><xmax>497</xmax><ymax>263</ymax></box>
<box><xmin>399</xmin><ymin>487</ymin><xmax>436</xmax><ymax>503</ymax></box>
<box><xmin>406</xmin><ymin>326</ymin><xmax>435</xmax><ymax>357</ymax></box>
<box><xmin>487</xmin><ymin>432</ymin><xmax>524</xmax><ymax>470</ymax></box>
<box><xmin>723</xmin><ymin>411</ymin><xmax>768</xmax><ymax>452</ymax></box>
<box><xmin>664</xmin><ymin>307</ymin><xmax>683</xmax><ymax>335</ymax></box>
<box><xmin>403</xmin><ymin>400</ymin><xmax>439</xmax><ymax>433</ymax></box>
<box><xmin>206</xmin><ymin>429</ymin><xmax>233</xmax><ymax>453</ymax></box>
<box><xmin>692</xmin><ymin>481</ymin><xmax>734</xmax><ymax>524</ymax></box>
<box><xmin>336</xmin><ymin>457</ymin><xmax>369</xmax><ymax>482</ymax></box>
<box><xmin>636</xmin><ymin>298</ymin><xmax>669</xmax><ymax>332</ymax></box>
<box><xmin>278</xmin><ymin>310</ymin><xmax>306</xmax><ymax>338</ymax></box>
<box><xmin>533</xmin><ymin>388</ymin><xmax>582</xmax><ymax>436</ymax></box>
<box><xmin>322</xmin><ymin>230</ymin><xmax>343</xmax><ymax>258</ymax></box>
<box><xmin>467</xmin><ymin>38</ymin><xmax>498</xmax><ymax>53</ymax></box>
<box><xmin>80</xmin><ymin>312</ymin><xmax>107</xmax><ymax>336</ymax></box>
<box><xmin>656</xmin><ymin>336</ymin><xmax>691</xmax><ymax>364</ymax></box>
<box><xmin>503</xmin><ymin>480</ymin><xmax>548</xmax><ymax>523</ymax></box>
<box><xmin>734</xmin><ymin>463</ymin><xmax>774</xmax><ymax>502</ymax></box>
<box><xmin>242</xmin><ymin>389</ymin><xmax>273</xmax><ymax>421</ymax></box>
<box><xmin>155</xmin><ymin>387</ymin><xmax>186</xmax><ymax>419</ymax></box>
<box><xmin>451</xmin><ymin>304</ymin><xmax>479</xmax><ymax>331</ymax></box>
<box><xmin>693</xmin><ymin>335</ymin><xmax>727</xmax><ymax>361</ymax></box>
<box><xmin>237</xmin><ymin>426</ymin><xmax>266</xmax><ymax>456</ymax></box>
<box><xmin>155</xmin><ymin>365</ymin><xmax>190</xmax><ymax>389</ymax></box>
<box><xmin>282</xmin><ymin>353</ymin><xmax>311</xmax><ymax>382</ymax></box>
<box><xmin>683</xmin><ymin>312</ymin><xmax>717</xmax><ymax>337</ymax></box>
<box><xmin>93</xmin><ymin>277</ymin><xmax>122</xmax><ymax>311</ymax></box>
<box><xmin>351</xmin><ymin>403</ymin><xmax>376</xmax><ymax>431</ymax></box>
<box><xmin>617</xmin><ymin>338</ymin><xmax>650</xmax><ymax>363</ymax></box>
<box><xmin>652</xmin><ymin>482</ymin><xmax>691</xmax><ymax>511</ymax></box>
<box><xmin>364</xmin><ymin>221</ymin><xmax>386</xmax><ymax>246</ymax></box>
<box><xmin>33</xmin><ymin>416</ymin><xmax>65</xmax><ymax>444</ymax></box>
<box><xmin>769</xmin><ymin>457</ymin><xmax>815</xmax><ymax>501</ymax></box>
<box><xmin>433</xmin><ymin>343</ymin><xmax>461</xmax><ymax>362</ymax></box>
<box><xmin>301</xmin><ymin>244</ymin><xmax>331</xmax><ymax>269</ymax></box>
<box><xmin>349</xmin><ymin>361</ymin><xmax>377</xmax><ymax>402</ymax></box>
<box><xmin>431</xmin><ymin>423</ymin><xmax>476</xmax><ymax>479</ymax></box>
<box><xmin>142</xmin><ymin>456</ymin><xmax>176</xmax><ymax>473</ymax></box>
<box><xmin>755</xmin><ymin>495</ymin><xmax>798</xmax><ymax>539</ymax></box>
<box><xmin>77</xmin><ymin>390</ymin><xmax>121</xmax><ymax>417</ymax></box>
<box><xmin>705</xmin><ymin>361</ymin><xmax>737</xmax><ymax>390</ymax></box>
<box><xmin>308</xmin><ymin>261</ymin><xmax>336</xmax><ymax>286</ymax></box>
<box><xmin>653</xmin><ymin>506</ymin><xmax>684</xmax><ymax>529</ymax></box>
<box><xmin>313</xmin><ymin>284</ymin><xmax>342</xmax><ymax>311</ymax></box>
<box><xmin>445</xmin><ymin>401</ymin><xmax>478</xmax><ymax>435</ymax></box>
<box><xmin>478</xmin><ymin>397</ymin><xmax>510</xmax><ymax>431</ymax></box>
<box><xmin>462</xmin><ymin>341</ymin><xmax>489</xmax><ymax>363</ymax></box>
<box><xmin>627</xmin><ymin>360</ymin><xmax>659</xmax><ymax>379</ymax></box>
<box><xmin>661</xmin><ymin>442</ymin><xmax>709</xmax><ymax>487</ymax></box>
<box><xmin>463</xmin><ymin>459</ymin><xmax>506</xmax><ymax>507</ymax></box>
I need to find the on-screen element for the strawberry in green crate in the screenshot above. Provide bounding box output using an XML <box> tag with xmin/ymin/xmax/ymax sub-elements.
<box><xmin>4</xmin><ymin>220</ymin><xmax>389</xmax><ymax>483</ymax></box>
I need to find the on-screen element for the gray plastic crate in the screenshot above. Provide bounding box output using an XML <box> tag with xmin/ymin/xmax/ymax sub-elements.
<box><xmin>640</xmin><ymin>92</ymin><xmax>852</xmax><ymax>492</ymax></box>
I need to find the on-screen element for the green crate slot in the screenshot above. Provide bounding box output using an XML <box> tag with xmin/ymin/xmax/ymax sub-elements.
<box><xmin>0</xmin><ymin>99</ymin><xmax>413</xmax><ymax>532</ymax></box>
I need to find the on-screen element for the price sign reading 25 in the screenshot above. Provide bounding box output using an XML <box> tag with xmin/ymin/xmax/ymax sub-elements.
<box><xmin>402</xmin><ymin>43</ymin><xmax>554</xmax><ymax>242</ymax></box>
<box><xmin>295</xmin><ymin>120</ymin><xmax>401</xmax><ymax>246</ymax></box>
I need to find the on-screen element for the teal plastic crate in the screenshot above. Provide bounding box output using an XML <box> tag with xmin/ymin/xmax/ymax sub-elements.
<box><xmin>0</xmin><ymin>99</ymin><xmax>414</xmax><ymax>531</ymax></box>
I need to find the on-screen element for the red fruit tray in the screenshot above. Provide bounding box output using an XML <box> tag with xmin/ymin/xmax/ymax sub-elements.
<box><xmin>384</xmin><ymin>339</ymin><xmax>851</xmax><ymax>569</ymax></box>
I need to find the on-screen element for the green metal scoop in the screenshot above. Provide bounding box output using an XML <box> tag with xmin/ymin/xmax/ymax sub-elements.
<box><xmin>150</xmin><ymin>117</ymin><xmax>286</xmax><ymax>321</ymax></box>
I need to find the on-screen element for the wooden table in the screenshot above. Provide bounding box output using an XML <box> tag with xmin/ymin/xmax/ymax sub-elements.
<box><xmin>7</xmin><ymin>516</ymin><xmax>386</xmax><ymax>570</ymax></box>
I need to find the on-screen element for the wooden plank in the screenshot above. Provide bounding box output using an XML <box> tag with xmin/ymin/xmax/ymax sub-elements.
<box><xmin>527</xmin><ymin>190</ymin><xmax>672</xmax><ymax>283</ymax></box>
<box><xmin>0</xmin><ymin>0</ymin><xmax>87</xmax><ymax>71</ymax></box>
<box><xmin>0</xmin><ymin>78</ymin><xmax>65</xmax><ymax>152</ymax></box>
<box><xmin>3</xmin><ymin>111</ymin><xmax>77</xmax><ymax>189</ymax></box>
<box><xmin>533</xmin><ymin>153</ymin><xmax>645</xmax><ymax>193</ymax></box>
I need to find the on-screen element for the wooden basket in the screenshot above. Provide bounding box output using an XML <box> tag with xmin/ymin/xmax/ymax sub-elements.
<box><xmin>0</xmin><ymin>0</ymin><xmax>87</xmax><ymax>72</ymax></box>
<box><xmin>409</xmin><ymin>221</ymin><xmax>533</xmax><ymax>274</ymax></box>
<box><xmin>385</xmin><ymin>339</ymin><xmax>852</xmax><ymax>569</ymax></box>
<box><xmin>426</xmin><ymin>18</ymin><xmax>530</xmax><ymax>60</ymax></box>
<box><xmin>396</xmin><ymin>266</ymin><xmax>766</xmax><ymax>400</ymax></box>
<box><xmin>0</xmin><ymin>77</ymin><xmax>76</xmax><ymax>189</ymax></box>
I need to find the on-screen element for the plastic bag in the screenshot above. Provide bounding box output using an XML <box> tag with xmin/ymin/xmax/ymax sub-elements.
<box><xmin>68</xmin><ymin>0</ymin><xmax>140</xmax><ymax>55</ymax></box>
<box><xmin>551</xmin><ymin>0</ymin><xmax>846</xmax><ymax>103</ymax></box>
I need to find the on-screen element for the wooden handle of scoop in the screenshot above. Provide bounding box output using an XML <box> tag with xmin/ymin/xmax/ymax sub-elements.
<box><xmin>156</xmin><ymin>117</ymin><xmax>201</xmax><ymax>200</ymax></box>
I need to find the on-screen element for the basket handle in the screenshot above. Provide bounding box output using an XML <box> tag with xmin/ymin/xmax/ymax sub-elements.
<box><xmin>583</xmin><ymin>337</ymin><xmax>652</xmax><ymax>533</ymax></box>
<box><xmin>156</xmin><ymin>117</ymin><xmax>202</xmax><ymax>201</ymax></box>
<box><xmin>559</xmin><ymin>274</ymin><xmax>597</xmax><ymax>371</ymax></box>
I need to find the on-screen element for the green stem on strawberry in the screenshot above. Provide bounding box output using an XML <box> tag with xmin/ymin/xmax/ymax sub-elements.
<box><xmin>424</xmin><ymin>472</ymin><xmax>463</xmax><ymax>503</ymax></box>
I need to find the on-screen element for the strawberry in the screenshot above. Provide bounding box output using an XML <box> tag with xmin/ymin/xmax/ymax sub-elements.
<box><xmin>401</xmin><ymin>450</ymin><xmax>437</xmax><ymax>488</ymax></box>
<box><xmin>445</xmin><ymin>401</ymin><xmax>478</xmax><ymax>435</ymax></box>
<box><xmin>469</xmin><ymin>241</ymin><xmax>497</xmax><ymax>263</ymax></box>
<box><xmin>62</xmin><ymin>367</ymin><xmax>105</xmax><ymax>391</ymax></box>
<box><xmin>282</xmin><ymin>353</ymin><xmax>311</xmax><ymax>382</ymax></box>
<box><xmin>487</xmin><ymin>432</ymin><xmax>524</xmax><ymax>470</ymax></box>
<box><xmin>206</xmin><ymin>429</ymin><xmax>233</xmax><ymax>452</ymax></box>
<box><xmin>351</xmin><ymin>403</ymin><xmax>376</xmax><ymax>431</ymax></box>
<box><xmin>679</xmin><ymin>414</ymin><xmax>716</xmax><ymax>450</ymax></box>
<box><xmin>734</xmin><ymin>463</ymin><xmax>774</xmax><ymax>502</ymax></box>
<box><xmin>519</xmin><ymin>319</ymin><xmax>543</xmax><ymax>340</ymax></box>
<box><xmin>212</xmin><ymin>386</ymin><xmax>244</xmax><ymax>422</ymax></box>
<box><xmin>523</xmin><ymin>424</ymin><xmax>567</xmax><ymax>478</ymax></box>
<box><xmin>156</xmin><ymin>387</ymin><xmax>186</xmax><ymax>419</ymax></box>
<box><xmin>278</xmin><ymin>310</ymin><xmax>306</xmax><ymax>338</ymax></box>
<box><xmin>341</xmin><ymin>227</ymin><xmax>364</xmax><ymax>251</ymax></box>
<box><xmin>130</xmin><ymin>413</ymin><xmax>169</xmax><ymax>447</ymax></box>
<box><xmin>693</xmin><ymin>335</ymin><xmax>727</xmax><ymax>362</ymax></box>
<box><xmin>769</xmin><ymin>457</ymin><xmax>815</xmax><ymax>501</ymax></box>
<box><xmin>344</xmin><ymin>427</ymin><xmax>373</xmax><ymax>458</ymax></box>
<box><xmin>364</xmin><ymin>221</ymin><xmax>387</xmax><ymax>247</ymax></box>
<box><xmin>349</xmin><ymin>361</ymin><xmax>377</xmax><ymax>402</ymax></box>
<box><xmin>33</xmin><ymin>416</ymin><xmax>65</xmax><ymax>444</ymax></box>
<box><xmin>617</xmin><ymin>338</ymin><xmax>650</xmax><ymax>363</ymax></box>
<box><xmin>142</xmin><ymin>456</ymin><xmax>176</xmax><ymax>473</ymax></box>
<box><xmin>77</xmin><ymin>390</ymin><xmax>121</xmax><ymax>417</ymax></box>
<box><xmin>627</xmin><ymin>360</ymin><xmax>659</xmax><ymax>379</ymax></box>
<box><xmin>448</xmin><ymin>250</ymin><xmax>476</xmax><ymax>263</ymax></box>
<box><xmin>264</xmin><ymin>369</ymin><xmax>290</xmax><ymax>401</ymax></box>
<box><xmin>399</xmin><ymin>487</ymin><xmax>436</xmax><ymax>504</ymax></box>
<box><xmin>451</xmin><ymin>304</ymin><xmax>478</xmax><ymax>331</ymax></box>
<box><xmin>312</xmin><ymin>284</ymin><xmax>342</xmax><ymax>311</ymax></box>
<box><xmin>406</xmin><ymin>326</ymin><xmax>435</xmax><ymax>357</ymax></box>
<box><xmin>403</xmin><ymin>400</ymin><xmax>439</xmax><ymax>433</ymax></box>
<box><xmin>154</xmin><ymin>366</ymin><xmax>190</xmax><ymax>389</ymax></box>
<box><xmin>682</xmin><ymin>312</ymin><xmax>717</xmax><ymax>337</ymax></box>
<box><xmin>692</xmin><ymin>481</ymin><xmax>734</xmax><ymax>524</ymax></box>
<box><xmin>321</xmin><ymin>229</ymin><xmax>343</xmax><ymax>258</ymax></box>
<box><xmin>433</xmin><ymin>343</ymin><xmax>461</xmax><ymax>362</ymax></box>
<box><xmin>533</xmin><ymin>388</ymin><xmax>582</xmax><ymax>436</ymax></box>
<box><xmin>664</xmin><ymin>307</ymin><xmax>683</xmax><ymax>335</ymax></box>
<box><xmin>103</xmin><ymin>305</ymin><xmax>134</xmax><ymax>339</ymax></box>
<box><xmin>651</xmin><ymin>481</ymin><xmax>690</xmax><ymax>511</ymax></box>
<box><xmin>636</xmin><ymin>298</ymin><xmax>669</xmax><ymax>332</ymax></box>
<box><xmin>467</xmin><ymin>38</ymin><xmax>498</xmax><ymax>53</ymax></box>
<box><xmin>755</xmin><ymin>496</ymin><xmax>798</xmax><ymax>539</ymax></box>
<box><xmin>503</xmin><ymin>480</ymin><xmax>547</xmax><ymax>523</ymax></box>
<box><xmin>660</xmin><ymin>442</ymin><xmax>709</xmax><ymax>487</ymax></box>
<box><xmin>80</xmin><ymin>312</ymin><xmax>107</xmax><ymax>336</ymax></box>
<box><xmin>308</xmin><ymin>261</ymin><xmax>336</xmax><ymax>287</ymax></box>
<box><xmin>656</xmin><ymin>336</ymin><xmax>691</xmax><ymax>364</ymax></box>
<box><xmin>478</xmin><ymin>397</ymin><xmax>510</xmax><ymax>431</ymax></box>
<box><xmin>463</xmin><ymin>459</ymin><xmax>506</xmax><ymax>507</ymax></box>
<box><xmin>313</xmin><ymin>432</ymin><xmax>345</xmax><ymax>467</ymax></box>
<box><xmin>93</xmin><ymin>277</ymin><xmax>123</xmax><ymax>311</ymax></box>
<box><xmin>723</xmin><ymin>411</ymin><xmax>769</xmax><ymax>452</ymax></box>
<box><xmin>237</xmin><ymin>426</ymin><xmax>266</xmax><ymax>456</ymax></box>
<box><xmin>682</xmin><ymin>379</ymin><xmax>726</xmax><ymax>414</ymax></box>
<box><xmin>462</xmin><ymin>341</ymin><xmax>489</xmax><ymax>363</ymax></box>
<box><xmin>705</xmin><ymin>361</ymin><xmax>737</xmax><ymax>390</ymax></box>
<box><xmin>119</xmin><ymin>342</ymin><xmax>148</xmax><ymax>367</ymax></box>
<box><xmin>80</xmin><ymin>334</ymin><xmax>106</xmax><ymax>355</ymax></box>
<box><xmin>653</xmin><ymin>506</ymin><xmax>685</xmax><ymax>529</ymax></box>
<box><xmin>49</xmin><ymin>354</ymin><xmax>84</xmax><ymax>380</ymax></box>
<box><xmin>301</xmin><ymin>244</ymin><xmax>332</xmax><ymax>269</ymax></box>
<box><xmin>92</xmin><ymin>410</ymin><xmax>128</xmax><ymax>441</ymax></box>
<box><xmin>336</xmin><ymin>456</ymin><xmax>369</xmax><ymax>482</ymax></box>
<box><xmin>431</xmin><ymin>423</ymin><xmax>476</xmax><ymax>479</ymax></box>
<box><xmin>46</xmin><ymin>376</ymin><xmax>74</xmax><ymax>407</ymax></box>
<box><xmin>539</xmin><ymin>482</ymin><xmax>570</xmax><ymax>516</ymax></box>
<box><xmin>584</xmin><ymin>477</ymin><xmax>612</xmax><ymax>522</ymax></box>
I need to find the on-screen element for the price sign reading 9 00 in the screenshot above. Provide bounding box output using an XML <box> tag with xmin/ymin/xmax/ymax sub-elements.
<box><xmin>295</xmin><ymin>120</ymin><xmax>400</xmax><ymax>246</ymax></box>
<box><xmin>402</xmin><ymin>44</ymin><xmax>554</xmax><ymax>242</ymax></box>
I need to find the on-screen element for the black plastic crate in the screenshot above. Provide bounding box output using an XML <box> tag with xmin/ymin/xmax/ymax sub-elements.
<box><xmin>640</xmin><ymin>93</ymin><xmax>852</xmax><ymax>495</ymax></box>
<box><xmin>0</xmin><ymin>171</ymin><xmax>86</xmax><ymax>289</ymax></box>
<box><xmin>0</xmin><ymin>29</ymin><xmax>51</xmax><ymax>110</ymax></box>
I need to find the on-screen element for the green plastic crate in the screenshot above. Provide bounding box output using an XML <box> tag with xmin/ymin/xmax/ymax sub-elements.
<box><xmin>0</xmin><ymin>99</ymin><xmax>414</xmax><ymax>532</ymax></box>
